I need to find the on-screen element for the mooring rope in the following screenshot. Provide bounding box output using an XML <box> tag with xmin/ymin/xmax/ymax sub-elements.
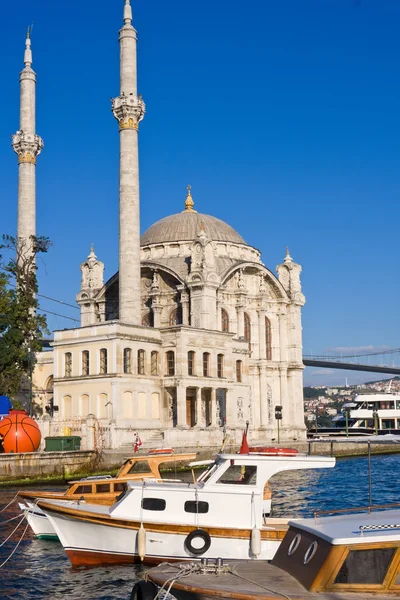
<box><xmin>0</xmin><ymin>515</ymin><xmax>26</xmax><ymax>549</ymax></box>
<box><xmin>147</xmin><ymin>561</ymin><xmax>293</xmax><ymax>600</ymax></box>
<box><xmin>0</xmin><ymin>498</ymin><xmax>40</xmax><ymax>568</ymax></box>
<box><xmin>0</xmin><ymin>493</ymin><xmax>20</xmax><ymax>513</ymax></box>
<box><xmin>0</xmin><ymin>513</ymin><xmax>26</xmax><ymax>525</ymax></box>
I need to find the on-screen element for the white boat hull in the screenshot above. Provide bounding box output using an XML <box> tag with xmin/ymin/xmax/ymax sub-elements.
<box><xmin>44</xmin><ymin>508</ymin><xmax>281</xmax><ymax>566</ymax></box>
<box><xmin>18</xmin><ymin>502</ymin><xmax>58</xmax><ymax>540</ymax></box>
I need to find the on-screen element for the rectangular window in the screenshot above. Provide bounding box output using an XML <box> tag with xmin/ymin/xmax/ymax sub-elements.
<box><xmin>113</xmin><ymin>482</ymin><xmax>127</xmax><ymax>493</ymax></box>
<box><xmin>100</xmin><ymin>349</ymin><xmax>108</xmax><ymax>374</ymax></box>
<box><xmin>184</xmin><ymin>500</ymin><xmax>209</xmax><ymax>514</ymax></box>
<box><xmin>166</xmin><ymin>351</ymin><xmax>175</xmax><ymax>376</ymax></box>
<box><xmin>82</xmin><ymin>351</ymin><xmax>89</xmax><ymax>376</ymax></box>
<box><xmin>382</xmin><ymin>419</ymin><xmax>395</xmax><ymax>429</ymax></box>
<box><xmin>74</xmin><ymin>485</ymin><xmax>93</xmax><ymax>495</ymax></box>
<box><xmin>151</xmin><ymin>351</ymin><xmax>159</xmax><ymax>376</ymax></box>
<box><xmin>123</xmin><ymin>348</ymin><xmax>132</xmax><ymax>374</ymax></box>
<box><xmin>137</xmin><ymin>349</ymin><xmax>145</xmax><ymax>375</ymax></box>
<box><xmin>334</xmin><ymin>548</ymin><xmax>396</xmax><ymax>584</ymax></box>
<box><xmin>142</xmin><ymin>498</ymin><xmax>166</xmax><ymax>511</ymax></box>
<box><xmin>217</xmin><ymin>354</ymin><xmax>224</xmax><ymax>378</ymax></box>
<box><xmin>65</xmin><ymin>353</ymin><xmax>72</xmax><ymax>377</ymax></box>
<box><xmin>236</xmin><ymin>360</ymin><xmax>242</xmax><ymax>382</ymax></box>
<box><xmin>217</xmin><ymin>465</ymin><xmax>257</xmax><ymax>485</ymax></box>
<box><xmin>188</xmin><ymin>351</ymin><xmax>195</xmax><ymax>376</ymax></box>
<box><xmin>203</xmin><ymin>353</ymin><xmax>210</xmax><ymax>377</ymax></box>
<box><xmin>96</xmin><ymin>483</ymin><xmax>111</xmax><ymax>493</ymax></box>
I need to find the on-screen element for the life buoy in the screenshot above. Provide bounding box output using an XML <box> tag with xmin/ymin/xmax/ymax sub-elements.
<box><xmin>184</xmin><ymin>528</ymin><xmax>211</xmax><ymax>556</ymax></box>
<box><xmin>249</xmin><ymin>446</ymin><xmax>298</xmax><ymax>456</ymax></box>
<box><xmin>130</xmin><ymin>581</ymin><xmax>158</xmax><ymax>600</ymax></box>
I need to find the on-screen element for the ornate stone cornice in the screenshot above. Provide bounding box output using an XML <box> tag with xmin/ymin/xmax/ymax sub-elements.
<box><xmin>12</xmin><ymin>131</ymin><xmax>44</xmax><ymax>164</ymax></box>
<box><xmin>111</xmin><ymin>93</ymin><xmax>145</xmax><ymax>130</ymax></box>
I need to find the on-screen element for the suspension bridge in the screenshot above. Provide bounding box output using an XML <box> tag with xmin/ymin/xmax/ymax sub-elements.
<box><xmin>303</xmin><ymin>348</ymin><xmax>400</xmax><ymax>375</ymax></box>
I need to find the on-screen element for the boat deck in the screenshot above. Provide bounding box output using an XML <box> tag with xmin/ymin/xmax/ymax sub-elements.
<box><xmin>147</xmin><ymin>560</ymin><xmax>398</xmax><ymax>600</ymax></box>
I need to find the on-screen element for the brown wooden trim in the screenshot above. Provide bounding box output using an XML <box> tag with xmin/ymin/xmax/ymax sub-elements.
<box><xmin>38</xmin><ymin>500</ymin><xmax>286</xmax><ymax>540</ymax></box>
<box><xmin>310</xmin><ymin>545</ymin><xmax>347</xmax><ymax>592</ymax></box>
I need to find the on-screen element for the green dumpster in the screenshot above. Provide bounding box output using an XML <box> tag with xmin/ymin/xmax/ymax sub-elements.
<box><xmin>44</xmin><ymin>436</ymin><xmax>81</xmax><ymax>452</ymax></box>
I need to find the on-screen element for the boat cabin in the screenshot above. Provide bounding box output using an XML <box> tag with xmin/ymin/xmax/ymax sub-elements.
<box><xmin>272</xmin><ymin>506</ymin><xmax>400</xmax><ymax>594</ymax></box>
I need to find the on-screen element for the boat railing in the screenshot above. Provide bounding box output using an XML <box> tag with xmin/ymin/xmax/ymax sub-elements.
<box><xmin>314</xmin><ymin>502</ymin><xmax>400</xmax><ymax>520</ymax></box>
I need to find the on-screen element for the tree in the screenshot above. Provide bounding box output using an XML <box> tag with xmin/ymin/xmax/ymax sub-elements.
<box><xmin>0</xmin><ymin>235</ymin><xmax>51</xmax><ymax>404</ymax></box>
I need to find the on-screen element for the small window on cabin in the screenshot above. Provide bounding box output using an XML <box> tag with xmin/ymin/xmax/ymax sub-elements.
<box><xmin>142</xmin><ymin>498</ymin><xmax>166</xmax><ymax>511</ymax></box>
<box><xmin>184</xmin><ymin>500</ymin><xmax>209</xmax><ymax>514</ymax></box>
<box><xmin>114</xmin><ymin>482</ymin><xmax>127</xmax><ymax>493</ymax></box>
<box><xmin>334</xmin><ymin>548</ymin><xmax>396</xmax><ymax>585</ymax></box>
<box><xmin>382</xmin><ymin>419</ymin><xmax>395</xmax><ymax>429</ymax></box>
<box><xmin>127</xmin><ymin>461</ymin><xmax>153</xmax><ymax>475</ymax></box>
<box><xmin>74</xmin><ymin>485</ymin><xmax>92</xmax><ymax>494</ymax></box>
<box><xmin>217</xmin><ymin>464</ymin><xmax>257</xmax><ymax>485</ymax></box>
<box><xmin>96</xmin><ymin>483</ymin><xmax>111</xmax><ymax>493</ymax></box>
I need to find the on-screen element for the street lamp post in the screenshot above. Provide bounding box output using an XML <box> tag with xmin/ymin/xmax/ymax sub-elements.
<box><xmin>275</xmin><ymin>406</ymin><xmax>282</xmax><ymax>444</ymax></box>
<box><xmin>373</xmin><ymin>409</ymin><xmax>379</xmax><ymax>435</ymax></box>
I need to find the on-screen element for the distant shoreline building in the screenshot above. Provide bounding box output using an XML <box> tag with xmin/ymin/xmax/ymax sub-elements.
<box><xmin>18</xmin><ymin>1</ymin><xmax>306</xmax><ymax>449</ymax></box>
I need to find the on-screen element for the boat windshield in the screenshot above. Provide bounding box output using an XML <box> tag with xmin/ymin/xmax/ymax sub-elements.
<box><xmin>197</xmin><ymin>460</ymin><xmax>219</xmax><ymax>483</ymax></box>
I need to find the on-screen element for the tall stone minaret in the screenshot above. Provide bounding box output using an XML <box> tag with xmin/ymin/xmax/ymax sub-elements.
<box><xmin>112</xmin><ymin>0</ymin><xmax>145</xmax><ymax>324</ymax></box>
<box><xmin>12</xmin><ymin>28</ymin><xmax>44</xmax><ymax>256</ymax></box>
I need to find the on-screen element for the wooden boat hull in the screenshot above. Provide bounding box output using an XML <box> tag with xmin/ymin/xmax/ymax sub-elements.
<box><xmin>39</xmin><ymin>501</ymin><xmax>287</xmax><ymax>567</ymax></box>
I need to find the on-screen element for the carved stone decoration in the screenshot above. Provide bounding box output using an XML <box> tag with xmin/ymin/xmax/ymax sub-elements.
<box><xmin>201</xmin><ymin>394</ymin><xmax>206</xmax><ymax>422</ymax></box>
<box><xmin>266</xmin><ymin>384</ymin><xmax>273</xmax><ymax>425</ymax></box>
<box><xmin>259</xmin><ymin>273</ymin><xmax>267</xmax><ymax>294</ymax></box>
<box><xmin>192</xmin><ymin>298</ymin><xmax>201</xmax><ymax>328</ymax></box>
<box><xmin>151</xmin><ymin>270</ymin><xmax>160</xmax><ymax>291</ymax></box>
<box><xmin>237</xmin><ymin>269</ymin><xmax>245</xmax><ymax>290</ymax></box>
<box><xmin>12</xmin><ymin>130</ymin><xmax>44</xmax><ymax>164</ymax></box>
<box><xmin>80</xmin><ymin>246</ymin><xmax>104</xmax><ymax>292</ymax></box>
<box><xmin>111</xmin><ymin>92</ymin><xmax>145</xmax><ymax>130</ymax></box>
<box><xmin>237</xmin><ymin>397</ymin><xmax>244</xmax><ymax>421</ymax></box>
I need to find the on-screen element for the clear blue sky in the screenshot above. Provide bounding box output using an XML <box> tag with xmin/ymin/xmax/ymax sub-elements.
<box><xmin>1</xmin><ymin>0</ymin><xmax>399</xmax><ymax>386</ymax></box>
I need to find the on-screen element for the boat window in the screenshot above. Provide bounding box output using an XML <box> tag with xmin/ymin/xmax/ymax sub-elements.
<box><xmin>397</xmin><ymin>401</ymin><xmax>400</xmax><ymax>410</ymax></box>
<box><xmin>126</xmin><ymin>461</ymin><xmax>153</xmax><ymax>474</ymax></box>
<box><xmin>197</xmin><ymin>462</ymin><xmax>219</xmax><ymax>483</ymax></box>
<box><xmin>217</xmin><ymin>464</ymin><xmax>257</xmax><ymax>485</ymax></box>
<box><xmin>334</xmin><ymin>548</ymin><xmax>396</xmax><ymax>585</ymax></box>
<box><xmin>142</xmin><ymin>498</ymin><xmax>166</xmax><ymax>511</ymax></box>
<box><xmin>382</xmin><ymin>419</ymin><xmax>395</xmax><ymax>429</ymax></box>
<box><xmin>73</xmin><ymin>485</ymin><xmax>92</xmax><ymax>494</ymax></box>
<box><xmin>96</xmin><ymin>483</ymin><xmax>111</xmax><ymax>493</ymax></box>
<box><xmin>113</xmin><ymin>482</ymin><xmax>127</xmax><ymax>493</ymax></box>
<box><xmin>184</xmin><ymin>501</ymin><xmax>209</xmax><ymax>514</ymax></box>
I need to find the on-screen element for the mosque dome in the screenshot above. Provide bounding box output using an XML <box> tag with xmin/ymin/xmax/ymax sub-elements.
<box><xmin>140</xmin><ymin>187</ymin><xmax>246</xmax><ymax>246</ymax></box>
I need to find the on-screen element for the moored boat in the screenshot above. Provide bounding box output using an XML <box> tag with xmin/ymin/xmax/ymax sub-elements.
<box><xmin>37</xmin><ymin>450</ymin><xmax>335</xmax><ymax>566</ymax></box>
<box><xmin>17</xmin><ymin>450</ymin><xmax>197</xmax><ymax>539</ymax></box>
<box><xmin>139</xmin><ymin>502</ymin><xmax>400</xmax><ymax>600</ymax></box>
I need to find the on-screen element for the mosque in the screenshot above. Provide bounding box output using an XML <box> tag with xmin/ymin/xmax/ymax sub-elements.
<box><xmin>15</xmin><ymin>1</ymin><xmax>306</xmax><ymax>449</ymax></box>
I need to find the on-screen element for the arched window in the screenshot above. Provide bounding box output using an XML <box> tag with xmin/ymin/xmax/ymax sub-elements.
<box><xmin>188</xmin><ymin>351</ymin><xmax>195</xmax><ymax>376</ymax></box>
<box><xmin>236</xmin><ymin>360</ymin><xmax>242</xmax><ymax>382</ymax></box>
<box><xmin>244</xmin><ymin>313</ymin><xmax>251</xmax><ymax>343</ymax></box>
<box><xmin>166</xmin><ymin>351</ymin><xmax>175</xmax><ymax>376</ymax></box>
<box><xmin>64</xmin><ymin>353</ymin><xmax>72</xmax><ymax>377</ymax></box>
<box><xmin>169</xmin><ymin>307</ymin><xmax>182</xmax><ymax>326</ymax></box>
<box><xmin>221</xmin><ymin>308</ymin><xmax>229</xmax><ymax>332</ymax></box>
<box><xmin>100</xmin><ymin>348</ymin><xmax>108</xmax><ymax>374</ymax></box>
<box><xmin>137</xmin><ymin>349</ymin><xmax>145</xmax><ymax>375</ymax></box>
<box><xmin>203</xmin><ymin>352</ymin><xmax>210</xmax><ymax>377</ymax></box>
<box><xmin>123</xmin><ymin>348</ymin><xmax>132</xmax><ymax>374</ymax></box>
<box><xmin>265</xmin><ymin>317</ymin><xmax>272</xmax><ymax>360</ymax></box>
<box><xmin>151</xmin><ymin>351</ymin><xmax>159</xmax><ymax>376</ymax></box>
<box><xmin>82</xmin><ymin>351</ymin><xmax>89</xmax><ymax>376</ymax></box>
<box><xmin>217</xmin><ymin>354</ymin><xmax>224</xmax><ymax>378</ymax></box>
<box><xmin>142</xmin><ymin>312</ymin><xmax>154</xmax><ymax>327</ymax></box>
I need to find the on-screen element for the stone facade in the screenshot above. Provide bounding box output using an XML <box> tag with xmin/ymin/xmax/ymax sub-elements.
<box><xmin>27</xmin><ymin>2</ymin><xmax>307</xmax><ymax>449</ymax></box>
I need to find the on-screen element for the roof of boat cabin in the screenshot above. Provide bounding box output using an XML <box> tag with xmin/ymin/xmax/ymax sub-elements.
<box><xmin>289</xmin><ymin>508</ymin><xmax>400</xmax><ymax>545</ymax></box>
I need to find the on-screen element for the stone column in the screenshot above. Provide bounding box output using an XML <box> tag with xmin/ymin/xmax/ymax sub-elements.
<box><xmin>236</xmin><ymin>305</ymin><xmax>245</xmax><ymax>338</ymax></box>
<box><xmin>259</xmin><ymin>365</ymin><xmax>269</xmax><ymax>427</ymax></box>
<box><xmin>12</xmin><ymin>30</ymin><xmax>44</xmax><ymax>260</ymax></box>
<box><xmin>258</xmin><ymin>309</ymin><xmax>266</xmax><ymax>360</ymax></box>
<box><xmin>181</xmin><ymin>291</ymin><xmax>190</xmax><ymax>326</ymax></box>
<box><xmin>112</xmin><ymin>1</ymin><xmax>145</xmax><ymax>325</ymax></box>
<box><xmin>152</xmin><ymin>302</ymin><xmax>162</xmax><ymax>328</ymax></box>
<box><xmin>195</xmin><ymin>387</ymin><xmax>203</xmax><ymax>426</ymax></box>
<box><xmin>211</xmin><ymin>388</ymin><xmax>218</xmax><ymax>427</ymax></box>
<box><xmin>176</xmin><ymin>384</ymin><xmax>187</xmax><ymax>427</ymax></box>
<box><xmin>279</xmin><ymin>313</ymin><xmax>288</xmax><ymax>362</ymax></box>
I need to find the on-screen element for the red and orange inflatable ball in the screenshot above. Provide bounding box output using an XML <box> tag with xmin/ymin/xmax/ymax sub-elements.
<box><xmin>0</xmin><ymin>410</ymin><xmax>41</xmax><ymax>453</ymax></box>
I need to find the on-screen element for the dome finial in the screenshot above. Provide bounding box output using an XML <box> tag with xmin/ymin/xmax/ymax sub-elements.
<box><xmin>184</xmin><ymin>185</ymin><xmax>197</xmax><ymax>212</ymax></box>
<box><xmin>284</xmin><ymin>246</ymin><xmax>293</xmax><ymax>263</ymax></box>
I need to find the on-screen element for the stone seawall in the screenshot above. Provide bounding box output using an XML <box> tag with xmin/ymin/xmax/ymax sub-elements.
<box><xmin>0</xmin><ymin>450</ymin><xmax>97</xmax><ymax>482</ymax></box>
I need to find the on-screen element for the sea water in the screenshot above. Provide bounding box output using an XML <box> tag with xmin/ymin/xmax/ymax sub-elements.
<box><xmin>0</xmin><ymin>454</ymin><xmax>398</xmax><ymax>599</ymax></box>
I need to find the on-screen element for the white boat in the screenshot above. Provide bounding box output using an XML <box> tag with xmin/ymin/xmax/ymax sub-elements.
<box><xmin>333</xmin><ymin>389</ymin><xmax>400</xmax><ymax>433</ymax></box>
<box><xmin>37</xmin><ymin>450</ymin><xmax>335</xmax><ymax>566</ymax></box>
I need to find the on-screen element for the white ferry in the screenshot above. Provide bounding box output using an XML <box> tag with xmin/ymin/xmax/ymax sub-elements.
<box><xmin>333</xmin><ymin>389</ymin><xmax>400</xmax><ymax>433</ymax></box>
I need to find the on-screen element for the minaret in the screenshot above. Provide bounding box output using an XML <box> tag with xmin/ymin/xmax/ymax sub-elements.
<box><xmin>112</xmin><ymin>1</ymin><xmax>145</xmax><ymax>324</ymax></box>
<box><xmin>12</xmin><ymin>28</ymin><xmax>44</xmax><ymax>256</ymax></box>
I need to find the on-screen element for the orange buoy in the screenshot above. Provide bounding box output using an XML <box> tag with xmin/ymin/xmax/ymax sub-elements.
<box><xmin>0</xmin><ymin>410</ymin><xmax>41</xmax><ymax>453</ymax></box>
<box><xmin>249</xmin><ymin>446</ymin><xmax>298</xmax><ymax>456</ymax></box>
